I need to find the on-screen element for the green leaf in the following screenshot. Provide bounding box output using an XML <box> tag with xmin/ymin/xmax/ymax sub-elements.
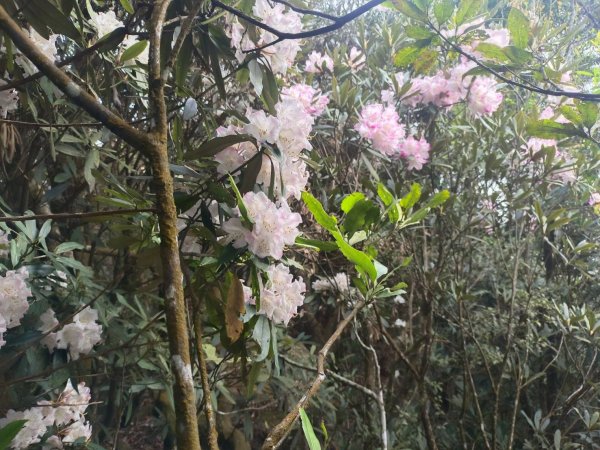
<box><xmin>578</xmin><ymin>102</ymin><xmax>598</xmax><ymax>129</ymax></box>
<box><xmin>295</xmin><ymin>237</ymin><xmax>339</xmax><ymax>252</ymax></box>
<box><xmin>390</xmin><ymin>0</ymin><xmax>427</xmax><ymax>21</ymax></box>
<box><xmin>184</xmin><ymin>134</ymin><xmax>256</xmax><ymax>160</ymax></box>
<box><xmin>118</xmin><ymin>0</ymin><xmax>134</xmax><ymax>14</ymax></box>
<box><xmin>17</xmin><ymin>0</ymin><xmax>80</xmax><ymax>40</ymax></box>
<box><xmin>526</xmin><ymin>120</ymin><xmax>587</xmax><ymax>139</ymax></box>
<box><xmin>377</xmin><ymin>183</ymin><xmax>394</xmax><ymax>206</ymax></box>
<box><xmin>343</xmin><ymin>199</ymin><xmax>380</xmax><ymax>234</ymax></box>
<box><xmin>252</xmin><ymin>316</ymin><xmax>271</xmax><ymax>362</ymax></box>
<box><xmin>299</xmin><ymin>408</ymin><xmax>322</xmax><ymax>450</ymax></box>
<box><xmin>341</xmin><ymin>192</ymin><xmax>367</xmax><ymax>213</ymax></box>
<box><xmin>0</xmin><ymin>420</ymin><xmax>27</xmax><ymax>450</ymax></box>
<box><xmin>393</xmin><ymin>46</ymin><xmax>422</xmax><ymax>68</ymax></box>
<box><xmin>475</xmin><ymin>43</ymin><xmax>509</xmax><ymax>62</ymax></box>
<box><xmin>54</xmin><ymin>242</ymin><xmax>84</xmax><ymax>253</ymax></box>
<box><xmin>405</xmin><ymin>25</ymin><xmax>434</xmax><ymax>39</ymax></box>
<box><xmin>559</xmin><ymin>106</ymin><xmax>583</xmax><ymax>126</ymax></box>
<box><xmin>507</xmin><ymin>8</ymin><xmax>530</xmax><ymax>49</ymax></box>
<box><xmin>400</xmin><ymin>183</ymin><xmax>422</xmax><ymax>209</ymax></box>
<box><xmin>239</xmin><ymin>153</ymin><xmax>263</xmax><ymax>194</ymax></box>
<box><xmin>229</xmin><ymin>175</ymin><xmax>251</xmax><ymax>224</ymax></box>
<box><xmin>120</xmin><ymin>39</ymin><xmax>148</xmax><ymax>62</ymax></box>
<box><xmin>332</xmin><ymin>230</ymin><xmax>377</xmax><ymax>281</ymax></box>
<box><xmin>426</xmin><ymin>190</ymin><xmax>451</xmax><ymax>208</ymax></box>
<box><xmin>503</xmin><ymin>46</ymin><xmax>532</xmax><ymax>64</ymax></box>
<box><xmin>175</xmin><ymin>35</ymin><xmax>194</xmax><ymax>95</ymax></box>
<box><xmin>455</xmin><ymin>0</ymin><xmax>482</xmax><ymax>26</ymax></box>
<box><xmin>434</xmin><ymin>0</ymin><xmax>454</xmax><ymax>25</ymax></box>
<box><xmin>302</xmin><ymin>192</ymin><xmax>338</xmax><ymax>232</ymax></box>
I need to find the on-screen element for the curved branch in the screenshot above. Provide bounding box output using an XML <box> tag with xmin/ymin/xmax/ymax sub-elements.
<box><xmin>212</xmin><ymin>0</ymin><xmax>384</xmax><ymax>53</ymax></box>
<box><xmin>262</xmin><ymin>300</ymin><xmax>366</xmax><ymax>450</ymax></box>
<box><xmin>430</xmin><ymin>22</ymin><xmax>600</xmax><ymax>102</ymax></box>
<box><xmin>0</xmin><ymin>28</ymin><xmax>127</xmax><ymax>92</ymax></box>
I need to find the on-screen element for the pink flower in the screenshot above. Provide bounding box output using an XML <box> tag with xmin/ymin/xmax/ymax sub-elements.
<box><xmin>467</xmin><ymin>77</ymin><xmax>503</xmax><ymax>116</ymax></box>
<box><xmin>347</xmin><ymin>46</ymin><xmax>366</xmax><ymax>71</ymax></box>
<box><xmin>304</xmin><ymin>51</ymin><xmax>334</xmax><ymax>73</ymax></box>
<box><xmin>398</xmin><ymin>137</ymin><xmax>430</xmax><ymax>170</ymax></box>
<box><xmin>588</xmin><ymin>192</ymin><xmax>600</xmax><ymax>206</ymax></box>
<box><xmin>282</xmin><ymin>84</ymin><xmax>329</xmax><ymax>117</ymax></box>
<box><xmin>355</xmin><ymin>104</ymin><xmax>406</xmax><ymax>156</ymax></box>
<box><xmin>482</xmin><ymin>28</ymin><xmax>510</xmax><ymax>47</ymax></box>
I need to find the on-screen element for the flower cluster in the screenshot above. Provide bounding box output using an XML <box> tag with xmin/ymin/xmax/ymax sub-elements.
<box><xmin>589</xmin><ymin>193</ymin><xmax>600</xmax><ymax>207</ymax></box>
<box><xmin>401</xmin><ymin>60</ymin><xmax>503</xmax><ymax>116</ymax></box>
<box><xmin>304</xmin><ymin>51</ymin><xmax>334</xmax><ymax>74</ymax></box>
<box><xmin>247</xmin><ymin>264</ymin><xmax>306</xmax><ymax>325</ymax></box>
<box><xmin>521</xmin><ymin>138</ymin><xmax>577</xmax><ymax>184</ymax></box>
<box><xmin>214</xmin><ymin>93</ymin><xmax>315</xmax><ymax>199</ymax></box>
<box><xmin>346</xmin><ymin>47</ymin><xmax>366</xmax><ymax>71</ymax></box>
<box><xmin>227</xmin><ymin>0</ymin><xmax>302</xmax><ymax>74</ymax></box>
<box><xmin>0</xmin><ymin>81</ymin><xmax>19</xmax><ymax>118</ymax></box>
<box><xmin>39</xmin><ymin>307</ymin><xmax>103</xmax><ymax>360</ymax></box>
<box><xmin>282</xmin><ymin>84</ymin><xmax>329</xmax><ymax>117</ymax></box>
<box><xmin>0</xmin><ymin>267</ymin><xmax>31</xmax><ymax>348</ymax></box>
<box><xmin>355</xmin><ymin>103</ymin><xmax>431</xmax><ymax>169</ymax></box>
<box><xmin>222</xmin><ymin>191</ymin><xmax>301</xmax><ymax>260</ymax></box>
<box><xmin>0</xmin><ymin>381</ymin><xmax>92</xmax><ymax>449</ymax></box>
<box><xmin>14</xmin><ymin>29</ymin><xmax>58</xmax><ymax>76</ymax></box>
<box><xmin>312</xmin><ymin>273</ymin><xmax>354</xmax><ymax>296</ymax></box>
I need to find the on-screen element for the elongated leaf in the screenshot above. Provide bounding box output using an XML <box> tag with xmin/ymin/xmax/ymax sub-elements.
<box><xmin>526</xmin><ymin>120</ymin><xmax>587</xmax><ymax>139</ymax></box>
<box><xmin>301</xmin><ymin>192</ymin><xmax>338</xmax><ymax>232</ymax></box>
<box><xmin>0</xmin><ymin>420</ymin><xmax>27</xmax><ymax>450</ymax></box>
<box><xmin>17</xmin><ymin>0</ymin><xmax>80</xmax><ymax>40</ymax></box>
<box><xmin>394</xmin><ymin>46</ymin><xmax>421</xmax><ymax>68</ymax></box>
<box><xmin>578</xmin><ymin>102</ymin><xmax>598</xmax><ymax>129</ymax></box>
<box><xmin>377</xmin><ymin>183</ymin><xmax>394</xmax><ymax>206</ymax></box>
<box><xmin>341</xmin><ymin>192</ymin><xmax>366</xmax><ymax>213</ymax></box>
<box><xmin>184</xmin><ymin>134</ymin><xmax>255</xmax><ymax>160</ymax></box>
<box><xmin>507</xmin><ymin>8</ymin><xmax>529</xmax><ymax>49</ymax></box>
<box><xmin>455</xmin><ymin>0</ymin><xmax>482</xmax><ymax>26</ymax></box>
<box><xmin>295</xmin><ymin>237</ymin><xmax>339</xmax><ymax>252</ymax></box>
<box><xmin>225</xmin><ymin>275</ymin><xmax>245</xmax><ymax>343</ymax></box>
<box><xmin>119</xmin><ymin>0</ymin><xmax>134</xmax><ymax>14</ymax></box>
<box><xmin>391</xmin><ymin>0</ymin><xmax>427</xmax><ymax>20</ymax></box>
<box><xmin>239</xmin><ymin>153</ymin><xmax>263</xmax><ymax>194</ymax></box>
<box><xmin>120</xmin><ymin>39</ymin><xmax>147</xmax><ymax>62</ymax></box>
<box><xmin>252</xmin><ymin>316</ymin><xmax>271</xmax><ymax>361</ymax></box>
<box><xmin>400</xmin><ymin>183</ymin><xmax>422</xmax><ymax>209</ymax></box>
<box><xmin>434</xmin><ymin>0</ymin><xmax>454</xmax><ymax>25</ymax></box>
<box><xmin>475</xmin><ymin>43</ymin><xmax>509</xmax><ymax>62</ymax></box>
<box><xmin>300</xmin><ymin>408</ymin><xmax>322</xmax><ymax>450</ymax></box>
<box><xmin>426</xmin><ymin>190</ymin><xmax>451</xmax><ymax>208</ymax></box>
<box><xmin>332</xmin><ymin>230</ymin><xmax>377</xmax><ymax>281</ymax></box>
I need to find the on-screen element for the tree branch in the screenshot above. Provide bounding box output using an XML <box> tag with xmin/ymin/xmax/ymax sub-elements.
<box><xmin>0</xmin><ymin>8</ymin><xmax>150</xmax><ymax>149</ymax></box>
<box><xmin>0</xmin><ymin>208</ymin><xmax>156</xmax><ymax>223</ymax></box>
<box><xmin>0</xmin><ymin>28</ymin><xmax>128</xmax><ymax>92</ymax></box>
<box><xmin>212</xmin><ymin>0</ymin><xmax>384</xmax><ymax>53</ymax></box>
<box><xmin>262</xmin><ymin>300</ymin><xmax>366</xmax><ymax>450</ymax></box>
<box><xmin>430</xmin><ymin>22</ymin><xmax>600</xmax><ymax>102</ymax></box>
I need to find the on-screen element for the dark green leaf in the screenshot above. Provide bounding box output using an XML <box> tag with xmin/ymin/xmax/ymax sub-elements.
<box><xmin>17</xmin><ymin>0</ymin><xmax>80</xmax><ymax>40</ymax></box>
<box><xmin>526</xmin><ymin>120</ymin><xmax>587</xmax><ymax>139</ymax></box>
<box><xmin>239</xmin><ymin>154</ymin><xmax>263</xmax><ymax>194</ymax></box>
<box><xmin>0</xmin><ymin>420</ymin><xmax>27</xmax><ymax>450</ymax></box>
<box><xmin>184</xmin><ymin>134</ymin><xmax>256</xmax><ymax>160</ymax></box>
<box><xmin>295</xmin><ymin>237</ymin><xmax>339</xmax><ymax>252</ymax></box>
<box><xmin>120</xmin><ymin>39</ymin><xmax>147</xmax><ymax>62</ymax></box>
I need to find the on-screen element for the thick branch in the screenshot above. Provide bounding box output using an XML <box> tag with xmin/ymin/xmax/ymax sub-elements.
<box><xmin>0</xmin><ymin>28</ymin><xmax>127</xmax><ymax>92</ymax></box>
<box><xmin>262</xmin><ymin>300</ymin><xmax>366</xmax><ymax>450</ymax></box>
<box><xmin>0</xmin><ymin>8</ymin><xmax>150</xmax><ymax>149</ymax></box>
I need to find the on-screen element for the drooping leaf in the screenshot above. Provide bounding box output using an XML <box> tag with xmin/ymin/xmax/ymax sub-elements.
<box><xmin>184</xmin><ymin>134</ymin><xmax>256</xmax><ymax>160</ymax></box>
<box><xmin>16</xmin><ymin>0</ymin><xmax>80</xmax><ymax>40</ymax></box>
<box><xmin>225</xmin><ymin>275</ymin><xmax>245</xmax><ymax>343</ymax></box>
<box><xmin>299</xmin><ymin>408</ymin><xmax>322</xmax><ymax>450</ymax></box>
<box><xmin>526</xmin><ymin>120</ymin><xmax>587</xmax><ymax>139</ymax></box>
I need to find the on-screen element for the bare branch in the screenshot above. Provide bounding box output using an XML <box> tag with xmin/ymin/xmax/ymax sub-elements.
<box><xmin>430</xmin><ymin>22</ymin><xmax>600</xmax><ymax>102</ymax></box>
<box><xmin>262</xmin><ymin>300</ymin><xmax>366</xmax><ymax>450</ymax></box>
<box><xmin>0</xmin><ymin>208</ymin><xmax>155</xmax><ymax>223</ymax></box>
<box><xmin>212</xmin><ymin>0</ymin><xmax>384</xmax><ymax>53</ymax></box>
<box><xmin>269</xmin><ymin>0</ymin><xmax>338</xmax><ymax>21</ymax></box>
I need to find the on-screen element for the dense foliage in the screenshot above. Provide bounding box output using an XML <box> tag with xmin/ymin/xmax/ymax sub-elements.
<box><xmin>0</xmin><ymin>0</ymin><xmax>599</xmax><ymax>449</ymax></box>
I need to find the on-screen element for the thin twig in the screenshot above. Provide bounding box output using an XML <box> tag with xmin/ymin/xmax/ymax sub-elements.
<box><xmin>0</xmin><ymin>208</ymin><xmax>155</xmax><ymax>223</ymax></box>
<box><xmin>261</xmin><ymin>300</ymin><xmax>366</xmax><ymax>450</ymax></box>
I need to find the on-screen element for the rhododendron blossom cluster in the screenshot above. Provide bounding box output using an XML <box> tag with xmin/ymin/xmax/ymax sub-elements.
<box><xmin>312</xmin><ymin>273</ymin><xmax>354</xmax><ymax>296</ymax></box>
<box><xmin>304</xmin><ymin>51</ymin><xmax>334</xmax><ymax>74</ymax></box>
<box><xmin>39</xmin><ymin>307</ymin><xmax>103</xmax><ymax>360</ymax></box>
<box><xmin>0</xmin><ymin>381</ymin><xmax>92</xmax><ymax>449</ymax></box>
<box><xmin>347</xmin><ymin>47</ymin><xmax>366</xmax><ymax>71</ymax></box>
<box><xmin>222</xmin><ymin>191</ymin><xmax>302</xmax><ymax>260</ymax></box>
<box><xmin>400</xmin><ymin>60</ymin><xmax>503</xmax><ymax>116</ymax></box>
<box><xmin>282</xmin><ymin>84</ymin><xmax>329</xmax><ymax>117</ymax></box>
<box><xmin>0</xmin><ymin>267</ymin><xmax>31</xmax><ymax>348</ymax></box>
<box><xmin>246</xmin><ymin>264</ymin><xmax>306</xmax><ymax>325</ymax></box>
<box><xmin>0</xmin><ymin>81</ymin><xmax>19</xmax><ymax>117</ymax></box>
<box><xmin>227</xmin><ymin>0</ymin><xmax>302</xmax><ymax>74</ymax></box>
<box><xmin>355</xmin><ymin>103</ymin><xmax>431</xmax><ymax>169</ymax></box>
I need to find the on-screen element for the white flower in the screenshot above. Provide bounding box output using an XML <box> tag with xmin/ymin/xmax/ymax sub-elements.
<box><xmin>0</xmin><ymin>267</ymin><xmax>31</xmax><ymax>329</ymax></box>
<box><xmin>258</xmin><ymin>264</ymin><xmax>306</xmax><ymax>325</ymax></box>
<box><xmin>182</xmin><ymin>97</ymin><xmax>198</xmax><ymax>120</ymax></box>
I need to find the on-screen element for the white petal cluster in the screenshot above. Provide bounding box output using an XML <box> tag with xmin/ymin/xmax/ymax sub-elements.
<box><xmin>38</xmin><ymin>307</ymin><xmax>103</xmax><ymax>360</ymax></box>
<box><xmin>222</xmin><ymin>191</ymin><xmax>301</xmax><ymax>260</ymax></box>
<box><xmin>256</xmin><ymin>264</ymin><xmax>306</xmax><ymax>325</ymax></box>
<box><xmin>88</xmin><ymin>11</ymin><xmax>148</xmax><ymax>63</ymax></box>
<box><xmin>0</xmin><ymin>267</ymin><xmax>32</xmax><ymax>348</ymax></box>
<box><xmin>0</xmin><ymin>381</ymin><xmax>92</xmax><ymax>449</ymax></box>
<box><xmin>312</xmin><ymin>273</ymin><xmax>354</xmax><ymax>296</ymax></box>
<box><xmin>15</xmin><ymin>30</ymin><xmax>58</xmax><ymax>75</ymax></box>
<box><xmin>0</xmin><ymin>80</ymin><xmax>19</xmax><ymax>118</ymax></box>
<box><xmin>227</xmin><ymin>0</ymin><xmax>303</xmax><ymax>74</ymax></box>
